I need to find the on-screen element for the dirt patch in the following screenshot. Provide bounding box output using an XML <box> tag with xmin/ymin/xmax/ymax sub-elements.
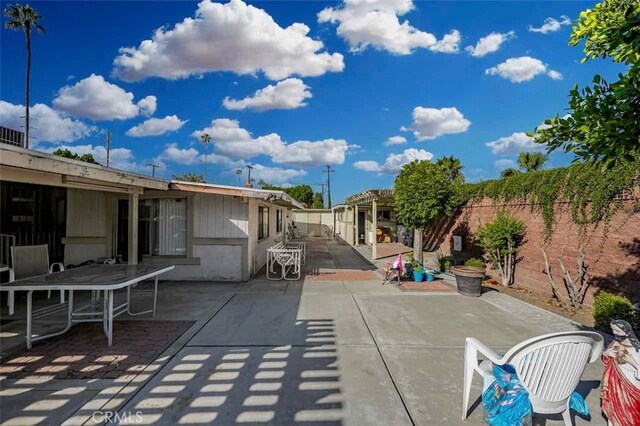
<box><xmin>397</xmin><ymin>279</ymin><xmax>454</xmax><ymax>292</ymax></box>
<box><xmin>484</xmin><ymin>280</ymin><xmax>594</xmax><ymax>327</ymax></box>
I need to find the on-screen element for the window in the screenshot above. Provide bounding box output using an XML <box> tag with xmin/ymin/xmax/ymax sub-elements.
<box><xmin>378</xmin><ymin>210</ymin><xmax>391</xmax><ymax>221</ymax></box>
<box><xmin>258</xmin><ymin>206</ymin><xmax>269</xmax><ymax>240</ymax></box>
<box><xmin>139</xmin><ymin>198</ymin><xmax>187</xmax><ymax>256</ymax></box>
<box><xmin>276</xmin><ymin>209</ymin><xmax>283</xmax><ymax>233</ymax></box>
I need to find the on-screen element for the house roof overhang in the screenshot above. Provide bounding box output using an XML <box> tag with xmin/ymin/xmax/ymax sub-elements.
<box><xmin>169</xmin><ymin>181</ymin><xmax>305</xmax><ymax>209</ymax></box>
<box><xmin>0</xmin><ymin>144</ymin><xmax>168</xmax><ymax>193</ymax></box>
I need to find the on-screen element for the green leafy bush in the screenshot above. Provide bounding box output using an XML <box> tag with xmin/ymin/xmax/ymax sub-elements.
<box><xmin>464</xmin><ymin>258</ymin><xmax>485</xmax><ymax>268</ymax></box>
<box><xmin>435</xmin><ymin>250</ymin><xmax>453</xmax><ymax>272</ymax></box>
<box><xmin>593</xmin><ymin>292</ymin><xmax>639</xmax><ymax>331</ymax></box>
<box><xmin>476</xmin><ymin>211</ymin><xmax>526</xmax><ymax>286</ymax></box>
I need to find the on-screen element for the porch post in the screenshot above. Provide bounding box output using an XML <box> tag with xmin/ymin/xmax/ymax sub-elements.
<box><xmin>354</xmin><ymin>204</ymin><xmax>359</xmax><ymax>246</ymax></box>
<box><xmin>372</xmin><ymin>200</ymin><xmax>378</xmax><ymax>260</ymax></box>
<box><xmin>128</xmin><ymin>192</ymin><xmax>139</xmax><ymax>265</ymax></box>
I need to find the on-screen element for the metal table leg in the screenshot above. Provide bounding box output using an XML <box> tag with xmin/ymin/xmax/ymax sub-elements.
<box><xmin>26</xmin><ymin>290</ymin><xmax>74</xmax><ymax>350</ymax></box>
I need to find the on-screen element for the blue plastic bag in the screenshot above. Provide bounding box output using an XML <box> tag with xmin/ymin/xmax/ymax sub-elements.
<box><xmin>482</xmin><ymin>364</ymin><xmax>588</xmax><ymax>426</ymax></box>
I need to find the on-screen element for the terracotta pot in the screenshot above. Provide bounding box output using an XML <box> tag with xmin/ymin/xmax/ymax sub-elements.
<box><xmin>451</xmin><ymin>266</ymin><xmax>485</xmax><ymax>297</ymax></box>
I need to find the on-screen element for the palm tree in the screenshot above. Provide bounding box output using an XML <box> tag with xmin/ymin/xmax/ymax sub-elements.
<box><xmin>4</xmin><ymin>4</ymin><xmax>45</xmax><ymax>149</ymax></box>
<box><xmin>200</xmin><ymin>132</ymin><xmax>212</xmax><ymax>182</ymax></box>
<box><xmin>518</xmin><ymin>152</ymin><xmax>548</xmax><ymax>173</ymax></box>
<box><xmin>500</xmin><ymin>168</ymin><xmax>521</xmax><ymax>178</ymax></box>
<box><xmin>436</xmin><ymin>155</ymin><xmax>464</xmax><ymax>183</ymax></box>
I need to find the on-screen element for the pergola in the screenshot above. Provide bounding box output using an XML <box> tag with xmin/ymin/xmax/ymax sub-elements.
<box><xmin>346</xmin><ymin>189</ymin><xmax>394</xmax><ymax>259</ymax></box>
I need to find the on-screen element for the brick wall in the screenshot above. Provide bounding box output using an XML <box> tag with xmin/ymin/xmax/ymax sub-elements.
<box><xmin>424</xmin><ymin>198</ymin><xmax>640</xmax><ymax>305</ymax></box>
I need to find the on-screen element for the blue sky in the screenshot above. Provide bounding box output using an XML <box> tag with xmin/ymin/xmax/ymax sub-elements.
<box><xmin>0</xmin><ymin>0</ymin><xmax>624</xmax><ymax>203</ymax></box>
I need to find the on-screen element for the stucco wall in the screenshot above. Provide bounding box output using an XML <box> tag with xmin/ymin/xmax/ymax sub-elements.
<box><xmin>161</xmin><ymin>245</ymin><xmax>243</xmax><ymax>281</ymax></box>
<box><xmin>424</xmin><ymin>198</ymin><xmax>640</xmax><ymax>304</ymax></box>
<box><xmin>292</xmin><ymin>210</ymin><xmax>333</xmax><ymax>237</ymax></box>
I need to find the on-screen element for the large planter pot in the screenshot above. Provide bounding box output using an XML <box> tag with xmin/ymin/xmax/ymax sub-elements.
<box><xmin>413</xmin><ymin>270</ymin><xmax>425</xmax><ymax>282</ymax></box>
<box><xmin>451</xmin><ymin>266</ymin><xmax>485</xmax><ymax>297</ymax></box>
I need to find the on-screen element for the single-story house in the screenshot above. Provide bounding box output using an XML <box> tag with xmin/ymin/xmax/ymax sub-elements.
<box><xmin>0</xmin><ymin>144</ymin><xmax>302</xmax><ymax>282</ymax></box>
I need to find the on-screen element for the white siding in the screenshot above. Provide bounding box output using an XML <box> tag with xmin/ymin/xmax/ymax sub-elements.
<box><xmin>66</xmin><ymin>189</ymin><xmax>106</xmax><ymax>237</ymax></box>
<box><xmin>247</xmin><ymin>200</ymin><xmax>288</xmax><ymax>276</ymax></box>
<box><xmin>193</xmin><ymin>193</ymin><xmax>248</xmax><ymax>238</ymax></box>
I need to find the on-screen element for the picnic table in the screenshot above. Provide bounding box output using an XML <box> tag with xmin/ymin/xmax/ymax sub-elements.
<box><xmin>0</xmin><ymin>264</ymin><xmax>174</xmax><ymax>349</ymax></box>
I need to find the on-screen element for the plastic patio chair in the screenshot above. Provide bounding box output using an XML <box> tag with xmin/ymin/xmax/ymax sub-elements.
<box><xmin>462</xmin><ymin>330</ymin><xmax>604</xmax><ymax>426</ymax></box>
<box><xmin>7</xmin><ymin>244</ymin><xmax>65</xmax><ymax>315</ymax></box>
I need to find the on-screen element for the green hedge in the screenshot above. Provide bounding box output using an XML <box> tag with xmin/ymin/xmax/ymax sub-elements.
<box><xmin>460</xmin><ymin>157</ymin><xmax>640</xmax><ymax>239</ymax></box>
<box><xmin>593</xmin><ymin>292</ymin><xmax>639</xmax><ymax>331</ymax></box>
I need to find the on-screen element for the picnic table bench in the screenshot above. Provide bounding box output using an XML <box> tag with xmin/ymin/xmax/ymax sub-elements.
<box><xmin>266</xmin><ymin>241</ymin><xmax>305</xmax><ymax>281</ymax></box>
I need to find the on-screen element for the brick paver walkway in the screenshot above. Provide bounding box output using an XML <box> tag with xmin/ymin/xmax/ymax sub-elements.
<box><xmin>0</xmin><ymin>320</ymin><xmax>193</xmax><ymax>379</ymax></box>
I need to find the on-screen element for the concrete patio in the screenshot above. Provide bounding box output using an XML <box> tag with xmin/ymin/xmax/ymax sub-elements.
<box><xmin>0</xmin><ymin>239</ymin><xmax>606</xmax><ymax>425</ymax></box>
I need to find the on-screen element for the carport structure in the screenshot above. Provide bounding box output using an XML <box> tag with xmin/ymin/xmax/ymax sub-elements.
<box><xmin>345</xmin><ymin>189</ymin><xmax>395</xmax><ymax>260</ymax></box>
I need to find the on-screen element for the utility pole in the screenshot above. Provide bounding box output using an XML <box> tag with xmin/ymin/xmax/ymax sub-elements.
<box><xmin>323</xmin><ymin>165</ymin><xmax>334</xmax><ymax>208</ymax></box>
<box><xmin>147</xmin><ymin>163</ymin><xmax>160</xmax><ymax>177</ymax></box>
<box><xmin>246</xmin><ymin>165</ymin><xmax>254</xmax><ymax>188</ymax></box>
<box><xmin>315</xmin><ymin>183</ymin><xmax>327</xmax><ymax>208</ymax></box>
<box><xmin>105</xmin><ymin>131</ymin><xmax>111</xmax><ymax>167</ymax></box>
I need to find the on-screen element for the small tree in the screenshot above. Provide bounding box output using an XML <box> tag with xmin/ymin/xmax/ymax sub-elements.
<box><xmin>311</xmin><ymin>192</ymin><xmax>324</xmax><ymax>209</ymax></box>
<box><xmin>394</xmin><ymin>160</ymin><xmax>458</xmax><ymax>264</ymax></box>
<box><xmin>173</xmin><ymin>173</ymin><xmax>205</xmax><ymax>183</ymax></box>
<box><xmin>534</xmin><ymin>243</ymin><xmax>592</xmax><ymax>310</ymax></box>
<box><xmin>53</xmin><ymin>148</ymin><xmax>99</xmax><ymax>165</ymax></box>
<box><xmin>476</xmin><ymin>211</ymin><xmax>526</xmax><ymax>286</ymax></box>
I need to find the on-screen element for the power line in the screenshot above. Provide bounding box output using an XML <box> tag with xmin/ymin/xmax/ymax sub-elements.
<box><xmin>323</xmin><ymin>165</ymin><xmax>334</xmax><ymax>208</ymax></box>
<box><xmin>146</xmin><ymin>163</ymin><xmax>160</xmax><ymax>177</ymax></box>
<box><xmin>315</xmin><ymin>183</ymin><xmax>327</xmax><ymax>208</ymax></box>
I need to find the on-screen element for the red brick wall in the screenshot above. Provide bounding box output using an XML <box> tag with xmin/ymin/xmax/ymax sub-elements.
<box><xmin>424</xmin><ymin>198</ymin><xmax>640</xmax><ymax>305</ymax></box>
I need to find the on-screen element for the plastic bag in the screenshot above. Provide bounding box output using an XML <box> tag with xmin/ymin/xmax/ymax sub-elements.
<box><xmin>482</xmin><ymin>364</ymin><xmax>589</xmax><ymax>426</ymax></box>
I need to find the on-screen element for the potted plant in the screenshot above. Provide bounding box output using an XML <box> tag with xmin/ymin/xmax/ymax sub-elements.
<box><xmin>451</xmin><ymin>258</ymin><xmax>485</xmax><ymax>296</ymax></box>
<box><xmin>411</xmin><ymin>258</ymin><xmax>425</xmax><ymax>282</ymax></box>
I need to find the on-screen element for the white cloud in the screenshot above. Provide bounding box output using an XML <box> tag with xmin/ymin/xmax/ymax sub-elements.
<box><xmin>402</xmin><ymin>106</ymin><xmax>470</xmax><ymax>141</ymax></box>
<box><xmin>465</xmin><ymin>31</ymin><xmax>515</xmax><ymax>57</ymax></box>
<box><xmin>485</xmin><ymin>56</ymin><xmax>561</xmax><ymax>83</ymax></box>
<box><xmin>486</xmin><ymin>131</ymin><xmax>547</xmax><ymax>155</ymax></box>
<box><xmin>547</xmin><ymin>70</ymin><xmax>563</xmax><ymax>80</ymax></box>
<box><xmin>529</xmin><ymin>16</ymin><xmax>571</xmax><ymax>34</ymax></box>
<box><xmin>494</xmin><ymin>158</ymin><xmax>517</xmax><ymax>170</ymax></box>
<box><xmin>155</xmin><ymin>142</ymin><xmax>238</xmax><ymax>166</ymax></box>
<box><xmin>53</xmin><ymin>74</ymin><xmax>157</xmax><ymax>120</ymax></box>
<box><xmin>318</xmin><ymin>0</ymin><xmax>460</xmax><ymax>55</ymax></box>
<box><xmin>38</xmin><ymin>144</ymin><xmax>138</xmax><ymax>171</ymax></box>
<box><xmin>0</xmin><ymin>100</ymin><xmax>94</xmax><ymax>144</ymax></box>
<box><xmin>249</xmin><ymin>164</ymin><xmax>307</xmax><ymax>186</ymax></box>
<box><xmin>126</xmin><ymin>115</ymin><xmax>187</xmax><ymax>137</ymax></box>
<box><xmin>193</xmin><ymin>118</ymin><xmax>349</xmax><ymax>167</ymax></box>
<box><xmin>354</xmin><ymin>148</ymin><xmax>433</xmax><ymax>174</ymax></box>
<box><xmin>223</xmin><ymin>78</ymin><xmax>311</xmax><ymax>111</ymax></box>
<box><xmin>112</xmin><ymin>0</ymin><xmax>344</xmax><ymax>82</ymax></box>
<box><xmin>384</xmin><ymin>135</ymin><xmax>407</xmax><ymax>146</ymax></box>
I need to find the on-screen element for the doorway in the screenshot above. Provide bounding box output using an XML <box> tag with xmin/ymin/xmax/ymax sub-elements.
<box><xmin>358</xmin><ymin>211</ymin><xmax>365</xmax><ymax>244</ymax></box>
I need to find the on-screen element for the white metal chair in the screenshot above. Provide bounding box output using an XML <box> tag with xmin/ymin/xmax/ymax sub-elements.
<box><xmin>7</xmin><ymin>244</ymin><xmax>65</xmax><ymax>315</ymax></box>
<box><xmin>463</xmin><ymin>330</ymin><xmax>604</xmax><ymax>425</ymax></box>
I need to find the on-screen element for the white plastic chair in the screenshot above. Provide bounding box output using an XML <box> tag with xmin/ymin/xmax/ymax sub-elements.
<box><xmin>7</xmin><ymin>244</ymin><xmax>65</xmax><ymax>315</ymax></box>
<box><xmin>463</xmin><ymin>331</ymin><xmax>604</xmax><ymax>425</ymax></box>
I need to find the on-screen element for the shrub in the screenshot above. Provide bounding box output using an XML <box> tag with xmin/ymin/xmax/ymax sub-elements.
<box><xmin>435</xmin><ymin>249</ymin><xmax>453</xmax><ymax>272</ymax></box>
<box><xmin>476</xmin><ymin>211</ymin><xmax>526</xmax><ymax>286</ymax></box>
<box><xmin>593</xmin><ymin>292</ymin><xmax>639</xmax><ymax>331</ymax></box>
<box><xmin>464</xmin><ymin>258</ymin><xmax>485</xmax><ymax>268</ymax></box>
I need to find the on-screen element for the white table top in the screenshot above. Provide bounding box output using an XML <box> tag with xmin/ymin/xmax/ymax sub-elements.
<box><xmin>0</xmin><ymin>264</ymin><xmax>174</xmax><ymax>291</ymax></box>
